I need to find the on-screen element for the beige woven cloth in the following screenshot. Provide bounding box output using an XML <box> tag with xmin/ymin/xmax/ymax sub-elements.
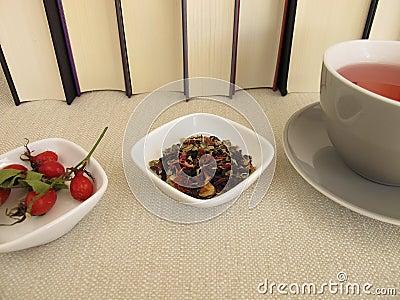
<box><xmin>1</xmin><ymin>72</ymin><xmax>400</xmax><ymax>299</ymax></box>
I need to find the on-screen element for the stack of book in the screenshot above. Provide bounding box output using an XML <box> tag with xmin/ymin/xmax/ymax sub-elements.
<box><xmin>0</xmin><ymin>0</ymin><xmax>398</xmax><ymax>105</ymax></box>
<box><xmin>274</xmin><ymin>0</ymin><xmax>400</xmax><ymax>95</ymax></box>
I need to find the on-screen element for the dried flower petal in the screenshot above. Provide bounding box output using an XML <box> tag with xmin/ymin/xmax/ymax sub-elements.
<box><xmin>149</xmin><ymin>135</ymin><xmax>255</xmax><ymax>199</ymax></box>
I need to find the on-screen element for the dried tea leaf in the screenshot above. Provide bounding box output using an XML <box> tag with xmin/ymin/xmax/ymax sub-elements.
<box><xmin>149</xmin><ymin>134</ymin><xmax>255</xmax><ymax>200</ymax></box>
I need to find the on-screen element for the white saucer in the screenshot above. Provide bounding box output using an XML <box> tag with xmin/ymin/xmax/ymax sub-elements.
<box><xmin>283</xmin><ymin>102</ymin><xmax>400</xmax><ymax>226</ymax></box>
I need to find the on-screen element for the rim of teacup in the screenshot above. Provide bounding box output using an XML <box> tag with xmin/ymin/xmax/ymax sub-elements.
<box><xmin>323</xmin><ymin>39</ymin><xmax>400</xmax><ymax>107</ymax></box>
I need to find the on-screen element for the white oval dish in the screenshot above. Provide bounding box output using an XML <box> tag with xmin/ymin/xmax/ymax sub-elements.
<box><xmin>131</xmin><ymin>113</ymin><xmax>275</xmax><ymax>208</ymax></box>
<box><xmin>0</xmin><ymin>138</ymin><xmax>108</xmax><ymax>252</ymax></box>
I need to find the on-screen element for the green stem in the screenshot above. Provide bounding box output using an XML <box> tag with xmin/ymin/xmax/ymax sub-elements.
<box><xmin>28</xmin><ymin>127</ymin><xmax>108</xmax><ymax>214</ymax></box>
<box><xmin>75</xmin><ymin>126</ymin><xmax>108</xmax><ymax>169</ymax></box>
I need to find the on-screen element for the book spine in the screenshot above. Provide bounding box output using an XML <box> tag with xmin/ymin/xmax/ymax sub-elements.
<box><xmin>182</xmin><ymin>0</ymin><xmax>189</xmax><ymax>100</ymax></box>
<box><xmin>272</xmin><ymin>0</ymin><xmax>289</xmax><ymax>91</ymax></box>
<box><xmin>56</xmin><ymin>0</ymin><xmax>81</xmax><ymax>97</ymax></box>
<box><xmin>43</xmin><ymin>0</ymin><xmax>78</xmax><ymax>104</ymax></box>
<box><xmin>115</xmin><ymin>0</ymin><xmax>132</xmax><ymax>97</ymax></box>
<box><xmin>362</xmin><ymin>0</ymin><xmax>379</xmax><ymax>39</ymax></box>
<box><xmin>229</xmin><ymin>0</ymin><xmax>240</xmax><ymax>98</ymax></box>
<box><xmin>275</xmin><ymin>0</ymin><xmax>297</xmax><ymax>96</ymax></box>
<box><xmin>0</xmin><ymin>44</ymin><xmax>20</xmax><ymax>106</ymax></box>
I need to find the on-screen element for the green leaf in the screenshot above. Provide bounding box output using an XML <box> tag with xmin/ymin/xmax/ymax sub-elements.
<box><xmin>0</xmin><ymin>173</ymin><xmax>25</xmax><ymax>188</ymax></box>
<box><xmin>52</xmin><ymin>183</ymin><xmax>68</xmax><ymax>190</ymax></box>
<box><xmin>25</xmin><ymin>171</ymin><xmax>44</xmax><ymax>181</ymax></box>
<box><xmin>0</xmin><ymin>169</ymin><xmax>22</xmax><ymax>185</ymax></box>
<box><xmin>22</xmin><ymin>179</ymin><xmax>50</xmax><ymax>194</ymax></box>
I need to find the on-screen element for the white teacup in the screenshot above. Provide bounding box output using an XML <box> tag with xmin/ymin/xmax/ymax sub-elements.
<box><xmin>320</xmin><ymin>40</ymin><xmax>400</xmax><ymax>186</ymax></box>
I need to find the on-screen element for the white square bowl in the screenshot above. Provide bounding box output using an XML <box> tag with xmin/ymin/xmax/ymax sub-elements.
<box><xmin>131</xmin><ymin>113</ymin><xmax>274</xmax><ymax>208</ymax></box>
<box><xmin>0</xmin><ymin>138</ymin><xmax>108</xmax><ymax>252</ymax></box>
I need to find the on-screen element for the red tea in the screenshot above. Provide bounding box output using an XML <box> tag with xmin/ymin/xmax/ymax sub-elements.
<box><xmin>337</xmin><ymin>63</ymin><xmax>400</xmax><ymax>101</ymax></box>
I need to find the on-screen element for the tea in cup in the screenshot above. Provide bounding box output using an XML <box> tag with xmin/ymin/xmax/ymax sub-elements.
<box><xmin>320</xmin><ymin>40</ymin><xmax>400</xmax><ymax>185</ymax></box>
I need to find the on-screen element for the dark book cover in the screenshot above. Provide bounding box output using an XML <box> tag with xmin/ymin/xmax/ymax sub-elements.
<box><xmin>272</xmin><ymin>0</ymin><xmax>289</xmax><ymax>92</ymax></box>
<box><xmin>44</xmin><ymin>0</ymin><xmax>78</xmax><ymax>104</ymax></box>
<box><xmin>181</xmin><ymin>0</ymin><xmax>189</xmax><ymax>100</ymax></box>
<box><xmin>362</xmin><ymin>0</ymin><xmax>379</xmax><ymax>39</ymax></box>
<box><xmin>55</xmin><ymin>0</ymin><xmax>81</xmax><ymax>98</ymax></box>
<box><xmin>115</xmin><ymin>0</ymin><xmax>132</xmax><ymax>97</ymax></box>
<box><xmin>0</xmin><ymin>44</ymin><xmax>20</xmax><ymax>106</ymax></box>
<box><xmin>229</xmin><ymin>0</ymin><xmax>240</xmax><ymax>98</ymax></box>
<box><xmin>275</xmin><ymin>0</ymin><xmax>297</xmax><ymax>96</ymax></box>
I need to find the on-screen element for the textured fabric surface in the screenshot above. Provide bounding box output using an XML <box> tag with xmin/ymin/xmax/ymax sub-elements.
<box><xmin>1</xmin><ymin>72</ymin><xmax>400</xmax><ymax>299</ymax></box>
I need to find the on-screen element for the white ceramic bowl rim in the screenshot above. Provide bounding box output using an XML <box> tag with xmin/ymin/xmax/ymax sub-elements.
<box><xmin>0</xmin><ymin>138</ymin><xmax>108</xmax><ymax>252</ymax></box>
<box><xmin>323</xmin><ymin>39</ymin><xmax>400</xmax><ymax>107</ymax></box>
<box><xmin>132</xmin><ymin>113</ymin><xmax>275</xmax><ymax>208</ymax></box>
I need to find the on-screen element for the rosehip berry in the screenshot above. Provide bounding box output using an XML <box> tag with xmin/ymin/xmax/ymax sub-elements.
<box><xmin>70</xmin><ymin>171</ymin><xmax>93</xmax><ymax>201</ymax></box>
<box><xmin>38</xmin><ymin>160</ymin><xmax>65</xmax><ymax>178</ymax></box>
<box><xmin>0</xmin><ymin>188</ymin><xmax>11</xmax><ymax>205</ymax></box>
<box><xmin>25</xmin><ymin>189</ymin><xmax>57</xmax><ymax>216</ymax></box>
<box><xmin>2</xmin><ymin>164</ymin><xmax>27</xmax><ymax>188</ymax></box>
<box><xmin>32</xmin><ymin>151</ymin><xmax>58</xmax><ymax>164</ymax></box>
<box><xmin>3</xmin><ymin>164</ymin><xmax>28</xmax><ymax>172</ymax></box>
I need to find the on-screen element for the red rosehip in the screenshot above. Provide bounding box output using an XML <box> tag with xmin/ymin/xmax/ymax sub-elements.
<box><xmin>38</xmin><ymin>160</ymin><xmax>65</xmax><ymax>178</ymax></box>
<box><xmin>70</xmin><ymin>171</ymin><xmax>94</xmax><ymax>201</ymax></box>
<box><xmin>0</xmin><ymin>188</ymin><xmax>11</xmax><ymax>205</ymax></box>
<box><xmin>32</xmin><ymin>151</ymin><xmax>58</xmax><ymax>164</ymax></box>
<box><xmin>25</xmin><ymin>189</ymin><xmax>57</xmax><ymax>216</ymax></box>
<box><xmin>3</xmin><ymin>164</ymin><xmax>28</xmax><ymax>172</ymax></box>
